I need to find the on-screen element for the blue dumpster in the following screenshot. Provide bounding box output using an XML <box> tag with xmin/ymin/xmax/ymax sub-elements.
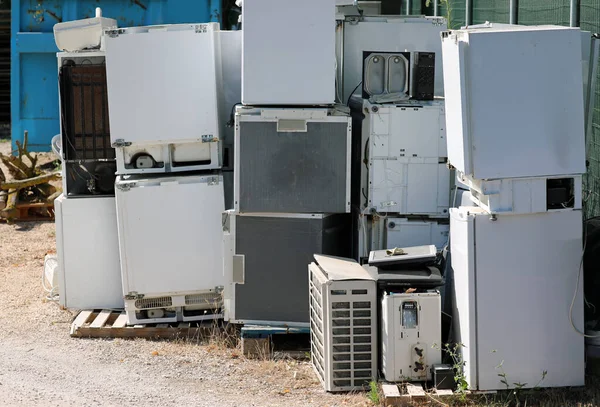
<box><xmin>11</xmin><ymin>0</ymin><xmax>222</xmax><ymax>152</ymax></box>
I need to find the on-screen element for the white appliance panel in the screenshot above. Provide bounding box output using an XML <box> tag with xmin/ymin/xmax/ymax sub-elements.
<box><xmin>105</xmin><ymin>24</ymin><xmax>220</xmax><ymax>145</ymax></box>
<box><xmin>116</xmin><ymin>175</ymin><xmax>225</xmax><ymax>297</ymax></box>
<box><xmin>242</xmin><ymin>0</ymin><xmax>335</xmax><ymax>105</ymax></box>
<box><xmin>342</xmin><ymin>16</ymin><xmax>447</xmax><ymax>101</ymax></box>
<box><xmin>442</xmin><ymin>27</ymin><xmax>586</xmax><ymax>179</ymax></box>
<box><xmin>450</xmin><ymin>207</ymin><xmax>585</xmax><ymax>390</ymax></box>
<box><xmin>55</xmin><ymin>195</ymin><xmax>123</xmax><ymax>309</ymax></box>
<box><xmin>385</xmin><ymin>218</ymin><xmax>449</xmax><ymax>250</ymax></box>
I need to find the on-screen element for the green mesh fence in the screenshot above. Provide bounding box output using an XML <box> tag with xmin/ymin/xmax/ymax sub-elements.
<box><xmin>518</xmin><ymin>0</ymin><xmax>570</xmax><ymax>26</ymax></box>
<box><xmin>472</xmin><ymin>0</ymin><xmax>509</xmax><ymax>24</ymax></box>
<box><xmin>439</xmin><ymin>0</ymin><xmax>466</xmax><ymax>28</ymax></box>
<box><xmin>580</xmin><ymin>0</ymin><xmax>600</xmax><ymax>218</ymax></box>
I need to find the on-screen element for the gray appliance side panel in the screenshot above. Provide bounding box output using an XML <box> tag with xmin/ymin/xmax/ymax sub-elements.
<box><xmin>234</xmin><ymin>214</ymin><xmax>351</xmax><ymax>323</ymax></box>
<box><xmin>238</xmin><ymin>121</ymin><xmax>349</xmax><ymax>213</ymax></box>
<box><xmin>223</xmin><ymin>170</ymin><xmax>234</xmax><ymax>211</ymax></box>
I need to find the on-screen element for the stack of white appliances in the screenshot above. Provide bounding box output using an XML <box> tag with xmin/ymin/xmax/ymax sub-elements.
<box><xmin>222</xmin><ymin>0</ymin><xmax>352</xmax><ymax>327</ymax></box>
<box><xmin>443</xmin><ymin>24</ymin><xmax>587</xmax><ymax>390</ymax></box>
<box><xmin>53</xmin><ymin>11</ymin><xmax>124</xmax><ymax>310</ymax></box>
<box><xmin>338</xmin><ymin>13</ymin><xmax>451</xmax><ymax>261</ymax></box>
<box><xmin>104</xmin><ymin>23</ymin><xmax>227</xmax><ymax>324</ymax></box>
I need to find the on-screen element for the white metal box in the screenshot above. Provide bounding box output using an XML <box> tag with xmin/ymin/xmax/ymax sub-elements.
<box><xmin>241</xmin><ymin>0</ymin><xmax>335</xmax><ymax>105</ymax></box>
<box><xmin>105</xmin><ymin>23</ymin><xmax>222</xmax><ymax>174</ymax></box>
<box><xmin>309</xmin><ymin>255</ymin><xmax>377</xmax><ymax>392</ymax></box>
<box><xmin>222</xmin><ymin>211</ymin><xmax>352</xmax><ymax>325</ymax></box>
<box><xmin>385</xmin><ymin>218</ymin><xmax>449</xmax><ymax>251</ymax></box>
<box><xmin>457</xmin><ymin>171</ymin><xmax>583</xmax><ymax>215</ymax></box>
<box><xmin>450</xmin><ymin>207</ymin><xmax>584</xmax><ymax>390</ymax></box>
<box><xmin>115</xmin><ymin>173</ymin><xmax>225</xmax><ymax>324</ymax></box>
<box><xmin>441</xmin><ymin>26</ymin><xmax>586</xmax><ymax>179</ymax></box>
<box><xmin>235</xmin><ymin>107</ymin><xmax>351</xmax><ymax>213</ymax></box>
<box><xmin>381</xmin><ymin>291</ymin><xmax>442</xmax><ymax>382</ymax></box>
<box><xmin>364</xmin><ymin>100</ymin><xmax>447</xmax><ymax>159</ymax></box>
<box><xmin>369</xmin><ymin>161</ymin><xmax>450</xmax><ymax>215</ymax></box>
<box><xmin>55</xmin><ymin>195</ymin><xmax>123</xmax><ymax>309</ymax></box>
<box><xmin>54</xmin><ymin>12</ymin><xmax>116</xmax><ymax>52</ymax></box>
<box><xmin>341</xmin><ymin>16</ymin><xmax>447</xmax><ymax>102</ymax></box>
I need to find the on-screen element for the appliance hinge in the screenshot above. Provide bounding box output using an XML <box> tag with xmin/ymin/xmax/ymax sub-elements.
<box><xmin>111</xmin><ymin>139</ymin><xmax>132</xmax><ymax>148</ymax></box>
<box><xmin>215</xmin><ymin>286</ymin><xmax>224</xmax><ymax>294</ymax></box>
<box><xmin>202</xmin><ymin>134</ymin><xmax>217</xmax><ymax>143</ymax></box>
<box><xmin>106</xmin><ymin>28</ymin><xmax>125</xmax><ymax>38</ymax></box>
<box><xmin>116</xmin><ymin>182</ymin><xmax>135</xmax><ymax>192</ymax></box>
<box><xmin>195</xmin><ymin>24</ymin><xmax>208</xmax><ymax>33</ymax></box>
<box><xmin>208</xmin><ymin>176</ymin><xmax>219</xmax><ymax>186</ymax></box>
<box><xmin>125</xmin><ymin>292</ymin><xmax>144</xmax><ymax>300</ymax></box>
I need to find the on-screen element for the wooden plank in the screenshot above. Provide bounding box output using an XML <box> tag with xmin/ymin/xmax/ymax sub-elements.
<box><xmin>90</xmin><ymin>310</ymin><xmax>112</xmax><ymax>328</ymax></box>
<box><xmin>69</xmin><ymin>310</ymin><xmax>94</xmax><ymax>336</ymax></box>
<box><xmin>406</xmin><ymin>383</ymin><xmax>426</xmax><ymax>402</ymax></box>
<box><xmin>433</xmin><ymin>389</ymin><xmax>454</xmax><ymax>397</ymax></box>
<box><xmin>111</xmin><ymin>313</ymin><xmax>128</xmax><ymax>328</ymax></box>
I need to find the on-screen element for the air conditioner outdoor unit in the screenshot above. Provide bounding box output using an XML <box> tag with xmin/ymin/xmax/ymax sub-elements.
<box><xmin>308</xmin><ymin>255</ymin><xmax>377</xmax><ymax>392</ymax></box>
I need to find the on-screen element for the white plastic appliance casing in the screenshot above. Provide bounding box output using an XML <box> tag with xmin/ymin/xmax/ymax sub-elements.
<box><xmin>55</xmin><ymin>194</ymin><xmax>123</xmax><ymax>309</ymax></box>
<box><xmin>341</xmin><ymin>16</ymin><xmax>447</xmax><ymax>102</ymax></box>
<box><xmin>359</xmin><ymin>216</ymin><xmax>449</xmax><ymax>260</ymax></box>
<box><xmin>54</xmin><ymin>15</ymin><xmax>116</xmax><ymax>51</ymax></box>
<box><xmin>105</xmin><ymin>23</ymin><xmax>222</xmax><ymax>173</ymax></box>
<box><xmin>441</xmin><ymin>26</ymin><xmax>586</xmax><ymax>179</ymax></box>
<box><xmin>115</xmin><ymin>174</ymin><xmax>225</xmax><ymax>304</ymax></box>
<box><xmin>450</xmin><ymin>207</ymin><xmax>584</xmax><ymax>390</ymax></box>
<box><xmin>457</xmin><ymin>172</ymin><xmax>583</xmax><ymax>215</ymax></box>
<box><xmin>242</xmin><ymin>0</ymin><xmax>336</xmax><ymax>105</ymax></box>
<box><xmin>381</xmin><ymin>291</ymin><xmax>442</xmax><ymax>382</ymax></box>
<box><xmin>308</xmin><ymin>256</ymin><xmax>377</xmax><ymax>392</ymax></box>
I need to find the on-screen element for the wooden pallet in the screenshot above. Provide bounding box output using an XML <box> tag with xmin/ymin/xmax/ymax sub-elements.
<box><xmin>70</xmin><ymin>310</ymin><xmax>217</xmax><ymax>340</ymax></box>
<box><xmin>15</xmin><ymin>201</ymin><xmax>54</xmax><ymax>221</ymax></box>
<box><xmin>381</xmin><ymin>382</ymin><xmax>496</xmax><ymax>406</ymax></box>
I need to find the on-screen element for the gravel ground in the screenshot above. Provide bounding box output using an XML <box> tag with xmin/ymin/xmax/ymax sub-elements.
<box><xmin>0</xmin><ymin>141</ymin><xmax>370</xmax><ymax>407</ymax></box>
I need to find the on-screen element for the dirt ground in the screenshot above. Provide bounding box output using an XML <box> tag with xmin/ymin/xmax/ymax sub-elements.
<box><xmin>0</xmin><ymin>140</ymin><xmax>369</xmax><ymax>407</ymax></box>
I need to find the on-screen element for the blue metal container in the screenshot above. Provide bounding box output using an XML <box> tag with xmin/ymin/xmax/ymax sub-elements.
<box><xmin>11</xmin><ymin>0</ymin><xmax>222</xmax><ymax>152</ymax></box>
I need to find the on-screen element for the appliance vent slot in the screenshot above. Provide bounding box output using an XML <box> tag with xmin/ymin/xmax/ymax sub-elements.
<box><xmin>184</xmin><ymin>293</ymin><xmax>222</xmax><ymax>306</ymax></box>
<box><xmin>135</xmin><ymin>296</ymin><xmax>173</xmax><ymax>309</ymax></box>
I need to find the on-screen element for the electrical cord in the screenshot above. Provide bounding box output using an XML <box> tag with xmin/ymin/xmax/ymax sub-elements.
<box><xmin>227</xmin><ymin>102</ymin><xmax>242</xmax><ymax>127</ymax></box>
<box><xmin>570</xmin><ymin>215</ymin><xmax>600</xmax><ymax>338</ymax></box>
<box><xmin>347</xmin><ymin>81</ymin><xmax>363</xmax><ymax>106</ymax></box>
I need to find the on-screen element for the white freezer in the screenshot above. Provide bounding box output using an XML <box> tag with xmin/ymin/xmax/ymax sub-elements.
<box><xmin>105</xmin><ymin>23</ymin><xmax>222</xmax><ymax>170</ymax></box>
<box><xmin>115</xmin><ymin>174</ymin><xmax>225</xmax><ymax>298</ymax></box>
<box><xmin>450</xmin><ymin>207</ymin><xmax>584</xmax><ymax>390</ymax></box>
<box><xmin>55</xmin><ymin>195</ymin><xmax>123</xmax><ymax>309</ymax></box>
<box><xmin>441</xmin><ymin>26</ymin><xmax>586</xmax><ymax>179</ymax></box>
<box><xmin>242</xmin><ymin>0</ymin><xmax>336</xmax><ymax>105</ymax></box>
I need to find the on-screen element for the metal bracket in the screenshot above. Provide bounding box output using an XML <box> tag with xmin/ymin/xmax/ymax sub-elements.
<box><xmin>201</xmin><ymin>134</ymin><xmax>216</xmax><ymax>143</ymax></box>
<box><xmin>111</xmin><ymin>139</ymin><xmax>132</xmax><ymax>148</ymax></box>
<box><xmin>208</xmin><ymin>177</ymin><xmax>219</xmax><ymax>186</ymax></box>
<box><xmin>116</xmin><ymin>182</ymin><xmax>135</xmax><ymax>192</ymax></box>
<box><xmin>106</xmin><ymin>28</ymin><xmax>125</xmax><ymax>38</ymax></box>
<box><xmin>125</xmin><ymin>292</ymin><xmax>144</xmax><ymax>300</ymax></box>
<box><xmin>195</xmin><ymin>24</ymin><xmax>208</xmax><ymax>33</ymax></box>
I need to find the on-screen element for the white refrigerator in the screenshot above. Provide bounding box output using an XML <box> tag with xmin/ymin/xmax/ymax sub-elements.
<box><xmin>450</xmin><ymin>206</ymin><xmax>584</xmax><ymax>390</ymax></box>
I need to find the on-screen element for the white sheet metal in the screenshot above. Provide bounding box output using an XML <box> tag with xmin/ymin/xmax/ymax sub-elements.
<box><xmin>342</xmin><ymin>16</ymin><xmax>447</xmax><ymax>101</ymax></box>
<box><xmin>451</xmin><ymin>207</ymin><xmax>585</xmax><ymax>390</ymax></box>
<box><xmin>55</xmin><ymin>195</ymin><xmax>123</xmax><ymax>309</ymax></box>
<box><xmin>384</xmin><ymin>218</ymin><xmax>449</xmax><ymax>250</ymax></box>
<box><xmin>242</xmin><ymin>0</ymin><xmax>336</xmax><ymax>105</ymax></box>
<box><xmin>442</xmin><ymin>26</ymin><xmax>586</xmax><ymax>179</ymax></box>
<box><xmin>105</xmin><ymin>23</ymin><xmax>220</xmax><ymax>145</ymax></box>
<box><xmin>116</xmin><ymin>174</ymin><xmax>225</xmax><ymax>297</ymax></box>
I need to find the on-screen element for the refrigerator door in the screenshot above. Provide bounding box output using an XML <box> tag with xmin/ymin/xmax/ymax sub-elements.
<box><xmin>442</xmin><ymin>27</ymin><xmax>585</xmax><ymax>179</ymax></box>
<box><xmin>105</xmin><ymin>24</ymin><xmax>220</xmax><ymax>145</ymax></box>
<box><xmin>473</xmin><ymin>210</ymin><xmax>584</xmax><ymax>390</ymax></box>
<box><xmin>55</xmin><ymin>195</ymin><xmax>123</xmax><ymax>309</ymax></box>
<box><xmin>116</xmin><ymin>174</ymin><xmax>225</xmax><ymax>297</ymax></box>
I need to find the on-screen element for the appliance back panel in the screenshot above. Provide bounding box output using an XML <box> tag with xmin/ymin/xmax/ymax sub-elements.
<box><xmin>234</xmin><ymin>214</ymin><xmax>351</xmax><ymax>323</ymax></box>
<box><xmin>60</xmin><ymin>65</ymin><xmax>114</xmax><ymax>161</ymax></box>
<box><xmin>238</xmin><ymin>121</ymin><xmax>349</xmax><ymax>213</ymax></box>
